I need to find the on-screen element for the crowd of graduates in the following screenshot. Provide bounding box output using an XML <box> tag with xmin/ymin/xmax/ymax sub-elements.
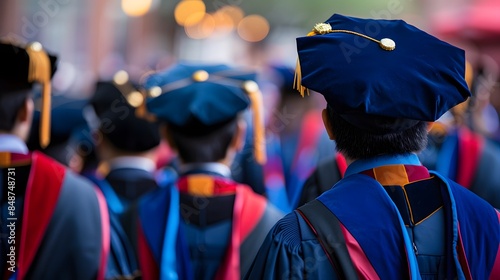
<box><xmin>1</xmin><ymin>11</ymin><xmax>500</xmax><ymax>280</ymax></box>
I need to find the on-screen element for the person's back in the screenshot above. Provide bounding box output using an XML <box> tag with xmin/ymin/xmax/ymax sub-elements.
<box><xmin>125</xmin><ymin>63</ymin><xmax>283</xmax><ymax>279</ymax></box>
<box><xmin>84</xmin><ymin>76</ymin><xmax>165</xmax><ymax>279</ymax></box>
<box><xmin>246</xmin><ymin>14</ymin><xmax>500</xmax><ymax>279</ymax></box>
<box><xmin>0</xmin><ymin>41</ymin><xmax>109</xmax><ymax>279</ymax></box>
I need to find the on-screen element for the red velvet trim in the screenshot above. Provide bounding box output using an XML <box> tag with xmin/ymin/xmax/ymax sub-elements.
<box><xmin>489</xmin><ymin>210</ymin><xmax>500</xmax><ymax>280</ymax></box>
<box><xmin>94</xmin><ymin>187</ymin><xmax>110</xmax><ymax>280</ymax></box>
<box><xmin>18</xmin><ymin>152</ymin><xmax>65</xmax><ymax>280</ymax></box>
<box><xmin>456</xmin><ymin>128</ymin><xmax>484</xmax><ymax>188</ymax></box>
<box><xmin>137</xmin><ymin>221</ymin><xmax>159</xmax><ymax>280</ymax></box>
<box><xmin>336</xmin><ymin>153</ymin><xmax>347</xmax><ymax>178</ymax></box>
<box><xmin>215</xmin><ymin>185</ymin><xmax>267</xmax><ymax>280</ymax></box>
<box><xmin>456</xmin><ymin>222</ymin><xmax>473</xmax><ymax>280</ymax></box>
<box><xmin>339</xmin><ymin>223</ymin><xmax>380</xmax><ymax>280</ymax></box>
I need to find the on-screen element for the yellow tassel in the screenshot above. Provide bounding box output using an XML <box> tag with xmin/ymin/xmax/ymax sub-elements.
<box><xmin>293</xmin><ymin>58</ymin><xmax>309</xmax><ymax>97</ymax></box>
<box><xmin>26</xmin><ymin>42</ymin><xmax>52</xmax><ymax>148</ymax></box>
<box><xmin>243</xmin><ymin>81</ymin><xmax>267</xmax><ymax>165</ymax></box>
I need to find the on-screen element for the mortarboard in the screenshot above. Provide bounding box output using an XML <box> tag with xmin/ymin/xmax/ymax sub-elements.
<box><xmin>269</xmin><ymin>65</ymin><xmax>296</xmax><ymax>93</ymax></box>
<box><xmin>0</xmin><ymin>40</ymin><xmax>58</xmax><ymax>147</ymax></box>
<box><xmin>89</xmin><ymin>71</ymin><xmax>161</xmax><ymax>153</ymax></box>
<box><xmin>121</xmin><ymin>62</ymin><xmax>266</xmax><ymax>164</ymax></box>
<box><xmin>294</xmin><ymin>14</ymin><xmax>471</xmax><ymax>134</ymax></box>
<box><xmin>27</xmin><ymin>95</ymin><xmax>90</xmax><ymax>162</ymax></box>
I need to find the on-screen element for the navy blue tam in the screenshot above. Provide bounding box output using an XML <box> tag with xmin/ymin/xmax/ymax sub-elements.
<box><xmin>143</xmin><ymin>62</ymin><xmax>256</xmax><ymax>128</ymax></box>
<box><xmin>135</xmin><ymin>62</ymin><xmax>266</xmax><ymax>164</ymax></box>
<box><xmin>295</xmin><ymin>14</ymin><xmax>471</xmax><ymax>132</ymax></box>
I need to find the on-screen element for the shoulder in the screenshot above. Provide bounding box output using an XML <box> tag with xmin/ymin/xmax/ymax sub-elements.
<box><xmin>268</xmin><ymin>212</ymin><xmax>316</xmax><ymax>249</ymax></box>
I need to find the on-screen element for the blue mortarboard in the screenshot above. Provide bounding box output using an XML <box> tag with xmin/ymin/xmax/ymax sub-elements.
<box><xmin>27</xmin><ymin>95</ymin><xmax>89</xmax><ymax>158</ymax></box>
<box><xmin>269</xmin><ymin>65</ymin><xmax>296</xmax><ymax>93</ymax></box>
<box><xmin>0</xmin><ymin>40</ymin><xmax>58</xmax><ymax>147</ymax></box>
<box><xmin>121</xmin><ymin>62</ymin><xmax>266</xmax><ymax>164</ymax></box>
<box><xmin>89</xmin><ymin>72</ymin><xmax>161</xmax><ymax>152</ymax></box>
<box><xmin>294</xmin><ymin>14</ymin><xmax>471</xmax><ymax>133</ymax></box>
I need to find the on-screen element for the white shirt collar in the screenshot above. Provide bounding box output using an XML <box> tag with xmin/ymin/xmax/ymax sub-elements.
<box><xmin>0</xmin><ymin>134</ymin><xmax>29</xmax><ymax>154</ymax></box>
<box><xmin>108</xmin><ymin>156</ymin><xmax>156</xmax><ymax>173</ymax></box>
<box><xmin>180</xmin><ymin>162</ymin><xmax>232</xmax><ymax>178</ymax></box>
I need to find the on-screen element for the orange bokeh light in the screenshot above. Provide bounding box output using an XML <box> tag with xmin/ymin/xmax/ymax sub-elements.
<box><xmin>174</xmin><ymin>0</ymin><xmax>206</xmax><ymax>26</ymax></box>
<box><xmin>237</xmin><ymin>15</ymin><xmax>270</xmax><ymax>42</ymax></box>
<box><xmin>185</xmin><ymin>13</ymin><xmax>216</xmax><ymax>39</ymax></box>
<box><xmin>121</xmin><ymin>0</ymin><xmax>153</xmax><ymax>17</ymax></box>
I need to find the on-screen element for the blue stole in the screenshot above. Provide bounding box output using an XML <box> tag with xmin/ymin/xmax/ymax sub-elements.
<box><xmin>317</xmin><ymin>154</ymin><xmax>499</xmax><ymax>279</ymax></box>
<box><xmin>86</xmin><ymin>175</ymin><xmax>139</xmax><ymax>278</ymax></box>
<box><xmin>138</xmin><ymin>170</ymin><xmax>193</xmax><ymax>280</ymax></box>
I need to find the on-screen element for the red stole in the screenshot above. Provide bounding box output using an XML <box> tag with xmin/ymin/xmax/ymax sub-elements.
<box><xmin>0</xmin><ymin>152</ymin><xmax>109</xmax><ymax>280</ymax></box>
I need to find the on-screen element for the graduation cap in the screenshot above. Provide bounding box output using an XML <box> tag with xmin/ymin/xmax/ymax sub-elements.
<box><xmin>27</xmin><ymin>95</ymin><xmax>91</xmax><ymax>165</ymax></box>
<box><xmin>121</xmin><ymin>62</ymin><xmax>266</xmax><ymax>164</ymax></box>
<box><xmin>0</xmin><ymin>40</ymin><xmax>58</xmax><ymax>147</ymax></box>
<box><xmin>269</xmin><ymin>65</ymin><xmax>295</xmax><ymax>93</ymax></box>
<box><xmin>294</xmin><ymin>14</ymin><xmax>471</xmax><ymax>134</ymax></box>
<box><xmin>89</xmin><ymin>71</ymin><xmax>161</xmax><ymax>153</ymax></box>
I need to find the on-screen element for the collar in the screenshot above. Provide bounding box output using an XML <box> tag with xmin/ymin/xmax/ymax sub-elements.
<box><xmin>108</xmin><ymin>156</ymin><xmax>156</xmax><ymax>173</ymax></box>
<box><xmin>345</xmin><ymin>153</ymin><xmax>422</xmax><ymax>178</ymax></box>
<box><xmin>0</xmin><ymin>134</ymin><xmax>29</xmax><ymax>154</ymax></box>
<box><xmin>180</xmin><ymin>162</ymin><xmax>232</xmax><ymax>178</ymax></box>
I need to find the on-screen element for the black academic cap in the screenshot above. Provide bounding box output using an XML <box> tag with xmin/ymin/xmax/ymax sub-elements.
<box><xmin>0</xmin><ymin>40</ymin><xmax>58</xmax><ymax>146</ymax></box>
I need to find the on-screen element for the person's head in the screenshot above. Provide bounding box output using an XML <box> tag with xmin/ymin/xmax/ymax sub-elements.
<box><xmin>132</xmin><ymin>62</ymin><xmax>265</xmax><ymax>166</ymax></box>
<box><xmin>294</xmin><ymin>14</ymin><xmax>471</xmax><ymax>160</ymax></box>
<box><xmin>89</xmin><ymin>75</ymin><xmax>161</xmax><ymax>162</ymax></box>
<box><xmin>322</xmin><ymin>105</ymin><xmax>428</xmax><ymax>159</ymax></box>
<box><xmin>0</xmin><ymin>41</ymin><xmax>57</xmax><ymax>144</ymax></box>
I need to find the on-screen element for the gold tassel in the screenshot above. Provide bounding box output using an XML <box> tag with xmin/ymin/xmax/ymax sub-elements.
<box><xmin>293</xmin><ymin>58</ymin><xmax>309</xmax><ymax>97</ymax></box>
<box><xmin>26</xmin><ymin>42</ymin><xmax>52</xmax><ymax>148</ymax></box>
<box><xmin>243</xmin><ymin>81</ymin><xmax>267</xmax><ymax>165</ymax></box>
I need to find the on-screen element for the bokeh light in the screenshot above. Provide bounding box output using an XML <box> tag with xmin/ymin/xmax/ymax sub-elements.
<box><xmin>185</xmin><ymin>13</ymin><xmax>216</xmax><ymax>39</ymax></box>
<box><xmin>237</xmin><ymin>15</ymin><xmax>270</xmax><ymax>42</ymax></box>
<box><xmin>219</xmin><ymin>5</ymin><xmax>245</xmax><ymax>26</ymax></box>
<box><xmin>121</xmin><ymin>0</ymin><xmax>153</xmax><ymax>17</ymax></box>
<box><xmin>174</xmin><ymin>0</ymin><xmax>206</xmax><ymax>27</ymax></box>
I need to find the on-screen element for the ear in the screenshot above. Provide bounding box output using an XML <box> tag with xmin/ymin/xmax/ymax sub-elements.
<box><xmin>322</xmin><ymin>109</ymin><xmax>336</xmax><ymax>140</ymax></box>
<box><xmin>229</xmin><ymin>119</ymin><xmax>246</xmax><ymax>152</ymax></box>
<box><xmin>17</xmin><ymin>97</ymin><xmax>34</xmax><ymax>123</ymax></box>
<box><xmin>162</xmin><ymin>124</ymin><xmax>178</xmax><ymax>152</ymax></box>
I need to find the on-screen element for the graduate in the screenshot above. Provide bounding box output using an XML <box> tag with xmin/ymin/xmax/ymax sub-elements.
<box><xmin>85</xmin><ymin>73</ymin><xmax>164</xmax><ymax>279</ymax></box>
<box><xmin>245</xmin><ymin>14</ymin><xmax>500</xmax><ymax>279</ymax></box>
<box><xmin>0</xmin><ymin>41</ymin><xmax>109</xmax><ymax>279</ymax></box>
<box><xmin>123</xmin><ymin>63</ymin><xmax>283</xmax><ymax>280</ymax></box>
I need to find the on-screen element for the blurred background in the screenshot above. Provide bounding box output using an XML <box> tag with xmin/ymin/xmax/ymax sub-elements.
<box><xmin>0</xmin><ymin>0</ymin><xmax>499</xmax><ymax>139</ymax></box>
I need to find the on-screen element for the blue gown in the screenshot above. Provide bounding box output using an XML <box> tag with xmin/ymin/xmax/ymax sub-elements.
<box><xmin>245</xmin><ymin>154</ymin><xmax>500</xmax><ymax>279</ymax></box>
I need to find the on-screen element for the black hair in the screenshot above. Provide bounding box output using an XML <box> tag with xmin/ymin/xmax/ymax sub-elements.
<box><xmin>326</xmin><ymin>105</ymin><xmax>428</xmax><ymax>159</ymax></box>
<box><xmin>0</xmin><ymin>80</ymin><xmax>32</xmax><ymax>131</ymax></box>
<box><xmin>168</xmin><ymin>118</ymin><xmax>239</xmax><ymax>163</ymax></box>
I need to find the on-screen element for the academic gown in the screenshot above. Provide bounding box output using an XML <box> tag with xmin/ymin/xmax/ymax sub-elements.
<box><xmin>246</xmin><ymin>154</ymin><xmax>500</xmax><ymax>280</ymax></box>
<box><xmin>0</xmin><ymin>146</ymin><xmax>109</xmax><ymax>280</ymax></box>
<box><xmin>136</xmin><ymin>163</ymin><xmax>283</xmax><ymax>280</ymax></box>
<box><xmin>86</xmin><ymin>158</ymin><xmax>161</xmax><ymax>280</ymax></box>
<box><xmin>428</xmin><ymin>127</ymin><xmax>500</xmax><ymax>208</ymax></box>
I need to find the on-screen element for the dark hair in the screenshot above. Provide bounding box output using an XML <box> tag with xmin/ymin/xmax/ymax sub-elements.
<box><xmin>168</xmin><ymin>118</ymin><xmax>238</xmax><ymax>163</ymax></box>
<box><xmin>0</xmin><ymin>80</ymin><xmax>31</xmax><ymax>131</ymax></box>
<box><xmin>326</xmin><ymin>106</ymin><xmax>428</xmax><ymax>159</ymax></box>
